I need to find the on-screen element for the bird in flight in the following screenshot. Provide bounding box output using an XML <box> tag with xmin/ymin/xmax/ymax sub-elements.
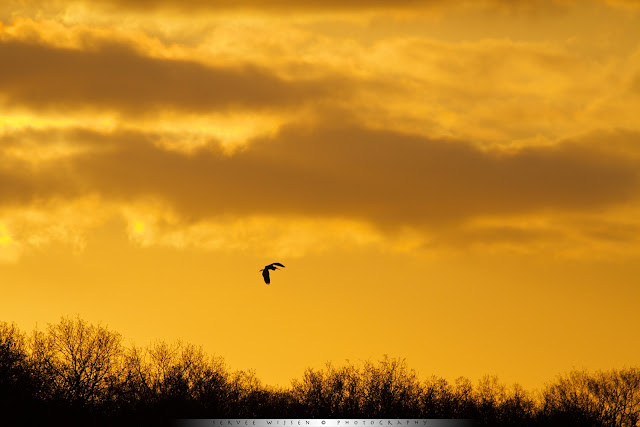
<box><xmin>260</xmin><ymin>262</ymin><xmax>285</xmax><ymax>284</ymax></box>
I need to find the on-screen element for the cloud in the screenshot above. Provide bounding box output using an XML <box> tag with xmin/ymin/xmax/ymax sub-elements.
<box><xmin>1</xmin><ymin>123</ymin><xmax>638</xmax><ymax>230</ymax></box>
<box><xmin>2</xmin><ymin>0</ymin><xmax>612</xmax><ymax>15</ymax></box>
<box><xmin>0</xmin><ymin>39</ymin><xmax>350</xmax><ymax>115</ymax></box>
<box><xmin>0</xmin><ymin>195</ymin><xmax>113</xmax><ymax>263</ymax></box>
<box><xmin>3</xmin><ymin>11</ymin><xmax>638</xmax><ymax>148</ymax></box>
<box><xmin>0</xmin><ymin>0</ymin><xmax>450</xmax><ymax>16</ymax></box>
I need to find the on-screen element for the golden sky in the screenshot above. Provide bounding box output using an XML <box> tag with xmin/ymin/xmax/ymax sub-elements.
<box><xmin>1</xmin><ymin>0</ymin><xmax>640</xmax><ymax>390</ymax></box>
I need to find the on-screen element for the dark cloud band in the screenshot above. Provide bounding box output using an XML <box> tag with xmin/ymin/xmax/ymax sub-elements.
<box><xmin>0</xmin><ymin>40</ymin><xmax>347</xmax><ymax>115</ymax></box>
<box><xmin>1</xmin><ymin>125</ymin><xmax>638</xmax><ymax>228</ymax></box>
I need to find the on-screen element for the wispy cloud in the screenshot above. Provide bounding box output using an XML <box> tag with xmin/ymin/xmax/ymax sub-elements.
<box><xmin>1</xmin><ymin>0</ymin><xmax>639</xmax><ymax>261</ymax></box>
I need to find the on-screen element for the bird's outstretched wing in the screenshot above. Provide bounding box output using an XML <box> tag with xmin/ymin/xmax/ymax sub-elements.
<box><xmin>262</xmin><ymin>269</ymin><xmax>271</xmax><ymax>284</ymax></box>
<box><xmin>271</xmin><ymin>262</ymin><xmax>285</xmax><ymax>268</ymax></box>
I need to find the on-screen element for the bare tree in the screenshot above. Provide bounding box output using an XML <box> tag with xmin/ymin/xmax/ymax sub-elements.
<box><xmin>360</xmin><ymin>356</ymin><xmax>422</xmax><ymax>417</ymax></box>
<box><xmin>0</xmin><ymin>322</ymin><xmax>28</xmax><ymax>381</ymax></box>
<box><xmin>1</xmin><ymin>322</ymin><xmax>42</xmax><ymax>415</ymax></box>
<box><xmin>420</xmin><ymin>375</ymin><xmax>455</xmax><ymax>417</ymax></box>
<box><xmin>122</xmin><ymin>339</ymin><xmax>231</xmax><ymax>416</ymax></box>
<box><xmin>292</xmin><ymin>356</ymin><xmax>423</xmax><ymax>418</ymax></box>
<box><xmin>3</xmin><ymin>315</ymin><xmax>639</xmax><ymax>423</ymax></box>
<box><xmin>29</xmin><ymin>316</ymin><xmax>124</xmax><ymax>408</ymax></box>
<box><xmin>542</xmin><ymin>368</ymin><xmax>640</xmax><ymax>426</ymax></box>
<box><xmin>592</xmin><ymin>368</ymin><xmax>640</xmax><ymax>427</ymax></box>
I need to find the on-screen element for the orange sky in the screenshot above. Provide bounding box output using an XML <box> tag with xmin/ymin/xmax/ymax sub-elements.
<box><xmin>1</xmin><ymin>0</ymin><xmax>640</xmax><ymax>391</ymax></box>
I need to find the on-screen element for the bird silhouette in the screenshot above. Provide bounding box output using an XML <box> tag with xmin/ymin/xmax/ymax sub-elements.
<box><xmin>260</xmin><ymin>262</ymin><xmax>285</xmax><ymax>284</ymax></box>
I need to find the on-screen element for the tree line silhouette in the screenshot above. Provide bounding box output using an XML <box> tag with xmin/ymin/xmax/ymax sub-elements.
<box><xmin>1</xmin><ymin>317</ymin><xmax>639</xmax><ymax>426</ymax></box>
